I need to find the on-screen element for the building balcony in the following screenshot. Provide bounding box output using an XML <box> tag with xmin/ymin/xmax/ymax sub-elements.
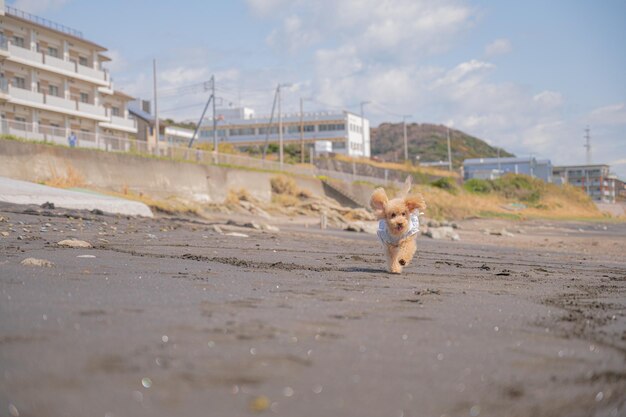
<box><xmin>9</xmin><ymin>84</ymin><xmax>45</xmax><ymax>104</ymax></box>
<box><xmin>99</xmin><ymin>112</ymin><xmax>138</xmax><ymax>133</ymax></box>
<box><xmin>43</xmin><ymin>53</ymin><xmax>75</xmax><ymax>72</ymax></box>
<box><xmin>6</xmin><ymin>43</ymin><xmax>110</xmax><ymax>87</ymax></box>
<box><xmin>6</xmin><ymin>85</ymin><xmax>109</xmax><ymax>121</ymax></box>
<box><xmin>77</xmin><ymin>101</ymin><xmax>106</xmax><ymax>118</ymax></box>
<box><xmin>45</xmin><ymin>94</ymin><xmax>76</xmax><ymax>111</ymax></box>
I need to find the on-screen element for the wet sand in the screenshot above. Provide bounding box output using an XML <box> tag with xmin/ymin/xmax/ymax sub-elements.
<box><xmin>0</xmin><ymin>202</ymin><xmax>625</xmax><ymax>417</ymax></box>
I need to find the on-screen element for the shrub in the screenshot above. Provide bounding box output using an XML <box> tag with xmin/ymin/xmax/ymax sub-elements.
<box><xmin>492</xmin><ymin>174</ymin><xmax>543</xmax><ymax>204</ymax></box>
<box><xmin>463</xmin><ymin>178</ymin><xmax>493</xmax><ymax>194</ymax></box>
<box><xmin>430</xmin><ymin>177</ymin><xmax>458</xmax><ymax>194</ymax></box>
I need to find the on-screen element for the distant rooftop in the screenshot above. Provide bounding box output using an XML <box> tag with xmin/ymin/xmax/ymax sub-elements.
<box><xmin>5</xmin><ymin>5</ymin><xmax>84</xmax><ymax>39</ymax></box>
<box><xmin>464</xmin><ymin>156</ymin><xmax>551</xmax><ymax>165</ymax></box>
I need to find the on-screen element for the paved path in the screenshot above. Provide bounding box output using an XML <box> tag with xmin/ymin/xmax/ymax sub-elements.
<box><xmin>0</xmin><ymin>176</ymin><xmax>153</xmax><ymax>217</ymax></box>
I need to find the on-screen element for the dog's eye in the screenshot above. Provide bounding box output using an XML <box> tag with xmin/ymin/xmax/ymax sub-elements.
<box><xmin>402</xmin><ymin>212</ymin><xmax>406</xmax><ymax>216</ymax></box>
<box><xmin>391</xmin><ymin>213</ymin><xmax>396</xmax><ymax>218</ymax></box>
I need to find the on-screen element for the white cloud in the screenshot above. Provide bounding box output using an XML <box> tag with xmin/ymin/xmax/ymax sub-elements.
<box><xmin>267</xmin><ymin>14</ymin><xmax>320</xmax><ymax>53</ymax></box>
<box><xmin>253</xmin><ymin>0</ymin><xmax>475</xmax><ymax>57</ymax></box>
<box><xmin>245</xmin><ymin>0</ymin><xmax>292</xmax><ymax>16</ymax></box>
<box><xmin>10</xmin><ymin>0</ymin><xmax>70</xmax><ymax>13</ymax></box>
<box><xmin>484</xmin><ymin>38</ymin><xmax>512</xmax><ymax>57</ymax></box>
<box><xmin>588</xmin><ymin>103</ymin><xmax>626</xmax><ymax>125</ymax></box>
<box><xmin>533</xmin><ymin>91</ymin><xmax>564</xmax><ymax>109</ymax></box>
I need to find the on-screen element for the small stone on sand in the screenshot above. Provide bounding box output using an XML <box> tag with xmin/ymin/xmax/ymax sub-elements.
<box><xmin>58</xmin><ymin>239</ymin><xmax>92</xmax><ymax>248</ymax></box>
<box><xmin>21</xmin><ymin>258</ymin><xmax>54</xmax><ymax>267</ymax></box>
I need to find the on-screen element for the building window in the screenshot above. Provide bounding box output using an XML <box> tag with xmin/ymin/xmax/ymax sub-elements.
<box><xmin>111</xmin><ymin>107</ymin><xmax>120</xmax><ymax>116</ymax></box>
<box><xmin>13</xmin><ymin>77</ymin><xmax>26</xmax><ymax>89</ymax></box>
<box><xmin>229</xmin><ymin>127</ymin><xmax>255</xmax><ymax>136</ymax></box>
<box><xmin>258</xmin><ymin>126</ymin><xmax>279</xmax><ymax>135</ymax></box>
<box><xmin>48</xmin><ymin>85</ymin><xmax>59</xmax><ymax>97</ymax></box>
<box><xmin>319</xmin><ymin>123</ymin><xmax>345</xmax><ymax>132</ymax></box>
<box><xmin>15</xmin><ymin>116</ymin><xmax>27</xmax><ymax>123</ymax></box>
<box><xmin>48</xmin><ymin>47</ymin><xmax>59</xmax><ymax>58</ymax></box>
<box><xmin>80</xmin><ymin>93</ymin><xmax>89</xmax><ymax>103</ymax></box>
<box><xmin>13</xmin><ymin>36</ymin><xmax>25</xmax><ymax>48</ymax></box>
<box><xmin>79</xmin><ymin>56</ymin><xmax>88</xmax><ymax>66</ymax></box>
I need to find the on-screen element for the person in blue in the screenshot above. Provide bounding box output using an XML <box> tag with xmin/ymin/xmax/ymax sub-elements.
<box><xmin>68</xmin><ymin>131</ymin><xmax>77</xmax><ymax>148</ymax></box>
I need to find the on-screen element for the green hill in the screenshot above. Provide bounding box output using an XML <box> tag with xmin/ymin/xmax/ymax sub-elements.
<box><xmin>371</xmin><ymin>123</ymin><xmax>514</xmax><ymax>168</ymax></box>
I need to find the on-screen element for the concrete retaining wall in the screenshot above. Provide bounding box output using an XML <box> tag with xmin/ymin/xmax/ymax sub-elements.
<box><xmin>0</xmin><ymin>139</ymin><xmax>278</xmax><ymax>203</ymax></box>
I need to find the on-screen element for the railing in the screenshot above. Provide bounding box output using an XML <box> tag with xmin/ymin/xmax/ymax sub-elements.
<box><xmin>110</xmin><ymin>115</ymin><xmax>137</xmax><ymax>130</ymax></box>
<box><xmin>77</xmin><ymin>63</ymin><xmax>106</xmax><ymax>82</ymax></box>
<box><xmin>43</xmin><ymin>53</ymin><xmax>76</xmax><ymax>72</ymax></box>
<box><xmin>0</xmin><ymin>118</ymin><xmax>400</xmax><ymax>188</ymax></box>
<box><xmin>77</xmin><ymin>101</ymin><xmax>106</xmax><ymax>118</ymax></box>
<box><xmin>7</xmin><ymin>43</ymin><xmax>109</xmax><ymax>85</ymax></box>
<box><xmin>8</xmin><ymin>85</ymin><xmax>45</xmax><ymax>104</ymax></box>
<box><xmin>5</xmin><ymin>5</ymin><xmax>84</xmax><ymax>39</ymax></box>
<box><xmin>8</xmin><ymin>43</ymin><xmax>43</xmax><ymax>64</ymax></box>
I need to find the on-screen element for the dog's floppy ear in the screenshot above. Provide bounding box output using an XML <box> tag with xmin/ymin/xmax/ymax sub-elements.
<box><xmin>405</xmin><ymin>193</ymin><xmax>427</xmax><ymax>212</ymax></box>
<box><xmin>370</xmin><ymin>187</ymin><xmax>388</xmax><ymax>218</ymax></box>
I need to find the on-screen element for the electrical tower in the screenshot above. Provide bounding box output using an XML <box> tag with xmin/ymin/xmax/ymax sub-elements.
<box><xmin>584</xmin><ymin>126</ymin><xmax>591</xmax><ymax>165</ymax></box>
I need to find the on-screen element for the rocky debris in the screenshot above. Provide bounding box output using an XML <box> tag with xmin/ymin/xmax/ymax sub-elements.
<box><xmin>423</xmin><ymin>226</ymin><xmax>460</xmax><ymax>241</ymax></box>
<box><xmin>0</xmin><ymin>216</ymin><xmax>7</xmax><ymax>222</ymax></box>
<box><xmin>243</xmin><ymin>222</ymin><xmax>262</xmax><ymax>230</ymax></box>
<box><xmin>262</xmin><ymin>224</ymin><xmax>280</xmax><ymax>233</ymax></box>
<box><xmin>41</xmin><ymin>201</ymin><xmax>55</xmax><ymax>209</ymax></box>
<box><xmin>225</xmin><ymin>232</ymin><xmax>249</xmax><ymax>238</ymax></box>
<box><xmin>239</xmin><ymin>200</ymin><xmax>271</xmax><ymax>219</ymax></box>
<box><xmin>58</xmin><ymin>238</ymin><xmax>93</xmax><ymax>248</ymax></box>
<box><xmin>1</xmin><ymin>231</ymin><xmax>9</xmax><ymax>237</ymax></box>
<box><xmin>21</xmin><ymin>257</ymin><xmax>54</xmax><ymax>267</ymax></box>
<box><xmin>483</xmin><ymin>228</ymin><xmax>515</xmax><ymax>237</ymax></box>
<box><xmin>344</xmin><ymin>221</ymin><xmax>377</xmax><ymax>234</ymax></box>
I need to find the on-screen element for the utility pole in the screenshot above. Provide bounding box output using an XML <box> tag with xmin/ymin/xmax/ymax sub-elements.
<box><xmin>446</xmin><ymin>126</ymin><xmax>452</xmax><ymax>171</ymax></box>
<box><xmin>299</xmin><ymin>97</ymin><xmax>313</xmax><ymax>163</ymax></box>
<box><xmin>360</xmin><ymin>101</ymin><xmax>370</xmax><ymax>158</ymax></box>
<box><xmin>497</xmin><ymin>146</ymin><xmax>501</xmax><ymax>172</ymax></box>
<box><xmin>188</xmin><ymin>75</ymin><xmax>215</xmax><ymax>151</ymax></box>
<box><xmin>153</xmin><ymin>59</ymin><xmax>159</xmax><ymax>149</ymax></box>
<box><xmin>262</xmin><ymin>87</ymin><xmax>279</xmax><ymax>160</ymax></box>
<box><xmin>300</xmin><ymin>97</ymin><xmax>304</xmax><ymax>164</ymax></box>
<box><xmin>402</xmin><ymin>115</ymin><xmax>411</xmax><ymax>162</ymax></box>
<box><xmin>212</xmin><ymin>75</ymin><xmax>217</xmax><ymax>158</ymax></box>
<box><xmin>584</xmin><ymin>126</ymin><xmax>591</xmax><ymax>164</ymax></box>
<box><xmin>277</xmin><ymin>83</ymin><xmax>292</xmax><ymax>168</ymax></box>
<box><xmin>278</xmin><ymin>85</ymin><xmax>283</xmax><ymax>168</ymax></box>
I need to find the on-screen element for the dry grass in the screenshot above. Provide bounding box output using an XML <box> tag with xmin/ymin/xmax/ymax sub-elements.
<box><xmin>44</xmin><ymin>165</ymin><xmax>85</xmax><ymax>188</ymax></box>
<box><xmin>332</xmin><ymin>154</ymin><xmax>458</xmax><ymax>178</ymax></box>
<box><xmin>270</xmin><ymin>175</ymin><xmax>312</xmax><ymax>198</ymax></box>
<box><xmin>225</xmin><ymin>188</ymin><xmax>254</xmax><ymax>205</ymax></box>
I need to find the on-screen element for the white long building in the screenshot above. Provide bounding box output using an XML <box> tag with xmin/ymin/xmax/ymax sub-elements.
<box><xmin>198</xmin><ymin>107</ymin><xmax>371</xmax><ymax>158</ymax></box>
<box><xmin>0</xmin><ymin>1</ymin><xmax>137</xmax><ymax>148</ymax></box>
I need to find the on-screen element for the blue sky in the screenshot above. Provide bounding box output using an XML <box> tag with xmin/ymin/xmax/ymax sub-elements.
<box><xmin>10</xmin><ymin>0</ymin><xmax>626</xmax><ymax>178</ymax></box>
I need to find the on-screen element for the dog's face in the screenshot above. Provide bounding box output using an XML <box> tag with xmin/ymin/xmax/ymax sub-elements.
<box><xmin>370</xmin><ymin>188</ymin><xmax>426</xmax><ymax>237</ymax></box>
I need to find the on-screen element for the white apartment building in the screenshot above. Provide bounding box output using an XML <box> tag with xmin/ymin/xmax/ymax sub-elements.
<box><xmin>0</xmin><ymin>1</ymin><xmax>136</xmax><ymax>148</ymax></box>
<box><xmin>553</xmin><ymin>164</ymin><xmax>616</xmax><ymax>204</ymax></box>
<box><xmin>198</xmin><ymin>107</ymin><xmax>371</xmax><ymax>158</ymax></box>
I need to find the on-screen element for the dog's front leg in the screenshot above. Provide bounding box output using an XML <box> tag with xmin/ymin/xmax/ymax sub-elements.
<box><xmin>397</xmin><ymin>238</ymin><xmax>417</xmax><ymax>268</ymax></box>
<box><xmin>387</xmin><ymin>245</ymin><xmax>402</xmax><ymax>274</ymax></box>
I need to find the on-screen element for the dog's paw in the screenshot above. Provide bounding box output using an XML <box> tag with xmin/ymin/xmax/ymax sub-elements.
<box><xmin>399</xmin><ymin>259</ymin><xmax>406</xmax><ymax>266</ymax></box>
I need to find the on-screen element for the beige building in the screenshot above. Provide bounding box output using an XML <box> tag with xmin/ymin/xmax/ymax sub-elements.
<box><xmin>0</xmin><ymin>1</ymin><xmax>136</xmax><ymax>148</ymax></box>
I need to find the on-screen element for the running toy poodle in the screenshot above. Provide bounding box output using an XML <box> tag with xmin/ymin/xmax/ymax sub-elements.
<box><xmin>370</xmin><ymin>177</ymin><xmax>427</xmax><ymax>274</ymax></box>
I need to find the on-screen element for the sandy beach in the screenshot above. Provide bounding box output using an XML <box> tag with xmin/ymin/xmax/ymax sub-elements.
<box><xmin>1</xmin><ymin>201</ymin><xmax>625</xmax><ymax>417</ymax></box>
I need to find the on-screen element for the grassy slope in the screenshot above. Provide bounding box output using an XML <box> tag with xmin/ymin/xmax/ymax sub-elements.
<box><xmin>381</xmin><ymin>174</ymin><xmax>615</xmax><ymax>221</ymax></box>
<box><xmin>371</xmin><ymin>123</ymin><xmax>514</xmax><ymax>167</ymax></box>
